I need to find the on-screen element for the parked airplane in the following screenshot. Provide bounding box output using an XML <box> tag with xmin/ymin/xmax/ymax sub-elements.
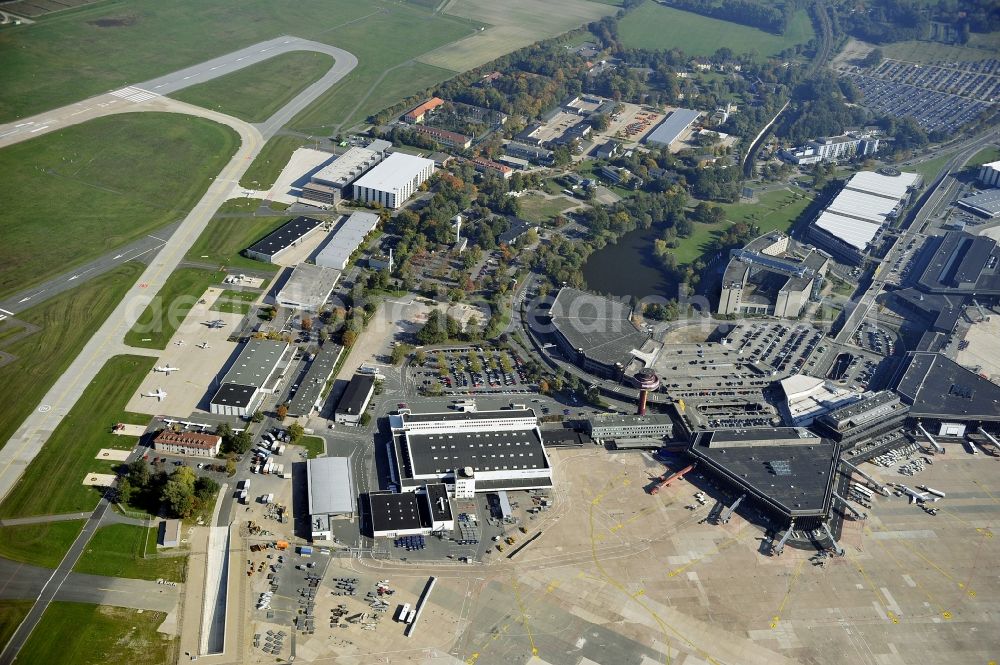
<box><xmin>142</xmin><ymin>388</ymin><xmax>167</xmax><ymax>402</ymax></box>
<box><xmin>897</xmin><ymin>484</ymin><xmax>930</xmax><ymax>504</ymax></box>
<box><xmin>174</xmin><ymin>340</ymin><xmax>186</xmax><ymax>346</ymax></box>
<box><xmin>203</xmin><ymin>319</ymin><xmax>225</xmax><ymax>329</ymax></box>
<box><xmin>197</xmin><ymin>342</ymin><xmax>211</xmax><ymax>349</ymax></box>
<box><xmin>153</xmin><ymin>366</ymin><xmax>180</xmax><ymax>375</ymax></box>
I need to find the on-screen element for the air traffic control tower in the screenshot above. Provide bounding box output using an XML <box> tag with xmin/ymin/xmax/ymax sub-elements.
<box><xmin>634</xmin><ymin>368</ymin><xmax>660</xmax><ymax>415</ymax></box>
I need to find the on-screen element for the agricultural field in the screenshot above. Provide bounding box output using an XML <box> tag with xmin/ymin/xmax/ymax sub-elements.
<box><xmin>123</xmin><ymin>268</ymin><xmax>225</xmax><ymax>349</ymax></box>
<box><xmin>0</xmin><ymin>520</ymin><xmax>85</xmax><ymax>568</ymax></box>
<box><xmin>416</xmin><ymin>0</ymin><xmax>616</xmax><ymax>71</ymax></box>
<box><xmin>0</xmin><ymin>355</ymin><xmax>155</xmax><ymax>519</ymax></box>
<box><xmin>185</xmin><ymin>215</ymin><xmax>291</xmax><ymax>273</ymax></box>
<box><xmin>170</xmin><ymin>51</ymin><xmax>333</xmax><ymax>122</ymax></box>
<box><xmin>881</xmin><ymin>38</ymin><xmax>1000</xmax><ymax>64</ymax></box>
<box><xmin>18</xmin><ymin>603</ymin><xmax>175</xmax><ymax>665</ymax></box>
<box><xmin>0</xmin><ymin>263</ymin><xmax>143</xmax><ymax>451</ymax></box>
<box><xmin>618</xmin><ymin>3</ymin><xmax>814</xmax><ymax>58</ymax></box>
<box><xmin>0</xmin><ymin>113</ymin><xmax>238</xmax><ymax>299</ymax></box>
<box><xmin>74</xmin><ymin>524</ymin><xmax>187</xmax><ymax>582</ymax></box>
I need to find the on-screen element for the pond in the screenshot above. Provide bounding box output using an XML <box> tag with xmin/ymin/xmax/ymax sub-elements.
<box><xmin>582</xmin><ymin>224</ymin><xmax>681</xmax><ymax>300</ymax></box>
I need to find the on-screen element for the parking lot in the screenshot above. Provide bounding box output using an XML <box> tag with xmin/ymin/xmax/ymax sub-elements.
<box><xmin>845</xmin><ymin>72</ymin><xmax>993</xmax><ymax>132</ymax></box>
<box><xmin>869</xmin><ymin>57</ymin><xmax>1000</xmax><ymax>102</ymax></box>
<box><xmin>412</xmin><ymin>346</ymin><xmax>535</xmax><ymax>396</ymax></box>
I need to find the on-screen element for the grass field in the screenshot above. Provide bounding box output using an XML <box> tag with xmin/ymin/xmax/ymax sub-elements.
<box><xmin>671</xmin><ymin>189</ymin><xmax>812</xmax><ymax>264</ymax></box>
<box><xmin>968</xmin><ymin>147</ymin><xmax>1000</xmax><ymax>169</ymax></box>
<box><xmin>299</xmin><ymin>436</ymin><xmax>326</xmax><ymax>459</ymax></box>
<box><xmin>238</xmin><ymin>135</ymin><xmax>313</xmax><ymax>190</ymax></box>
<box><xmin>617</xmin><ymin>3</ymin><xmax>814</xmax><ymax>58</ymax></box>
<box><xmin>882</xmin><ymin>39</ymin><xmax>1000</xmax><ymax>63</ymax></box>
<box><xmin>0</xmin><ymin>355</ymin><xmax>155</xmax><ymax>519</ymax></box>
<box><xmin>0</xmin><ymin>601</ymin><xmax>31</xmax><ymax>653</ymax></box>
<box><xmin>75</xmin><ymin>524</ymin><xmax>187</xmax><ymax>582</ymax></box>
<box><xmin>123</xmin><ymin>268</ymin><xmax>224</xmax><ymax>349</ymax></box>
<box><xmin>18</xmin><ymin>603</ymin><xmax>175</xmax><ymax>665</ymax></box>
<box><xmin>0</xmin><ymin>113</ymin><xmax>238</xmax><ymax>299</ymax></box>
<box><xmin>211</xmin><ymin>300</ymin><xmax>252</xmax><ymax>315</ymax></box>
<box><xmin>0</xmin><ymin>262</ymin><xmax>143</xmax><ymax>452</ymax></box>
<box><xmin>171</xmin><ymin>51</ymin><xmax>333</xmax><ymax>122</ymax></box>
<box><xmin>912</xmin><ymin>151</ymin><xmax>957</xmax><ymax>183</ymax></box>
<box><xmin>0</xmin><ymin>520</ymin><xmax>85</xmax><ymax>568</ymax></box>
<box><xmin>518</xmin><ymin>194</ymin><xmax>577</xmax><ymax>224</ymax></box>
<box><xmin>186</xmin><ymin>215</ymin><xmax>290</xmax><ymax>272</ymax></box>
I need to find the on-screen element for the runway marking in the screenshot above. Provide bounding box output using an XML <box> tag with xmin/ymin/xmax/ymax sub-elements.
<box><xmin>770</xmin><ymin>559</ymin><xmax>805</xmax><ymax>629</ymax></box>
<box><xmin>154</xmin><ymin>84</ymin><xmax>166</xmax><ymax>89</ymax></box>
<box><xmin>0</xmin><ymin>308</ymin><xmax>12</xmax><ymax>316</ymax></box>
<box><xmin>14</xmin><ymin>123</ymin><xmax>33</xmax><ymax>127</ymax></box>
<box><xmin>846</xmin><ymin>551</ymin><xmax>899</xmax><ymax>623</ymax></box>
<box><xmin>29</xmin><ymin>126</ymin><xmax>48</xmax><ymax>133</ymax></box>
<box><xmin>110</xmin><ymin>87</ymin><xmax>160</xmax><ymax>104</ymax></box>
<box><xmin>0</xmin><ymin>130</ymin><xmax>18</xmax><ymax>138</ymax></box>
<box><xmin>209</xmin><ymin>66</ymin><xmax>220</xmax><ymax>71</ymax></box>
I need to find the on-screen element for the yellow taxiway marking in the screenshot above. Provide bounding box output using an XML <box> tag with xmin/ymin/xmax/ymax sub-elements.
<box><xmin>770</xmin><ymin>559</ymin><xmax>805</xmax><ymax>629</ymax></box>
<box><xmin>867</xmin><ymin>526</ymin><xmax>953</xmax><ymax>620</ymax></box>
<box><xmin>512</xmin><ymin>578</ymin><xmax>539</xmax><ymax>657</ymax></box>
<box><xmin>846</xmin><ymin>550</ymin><xmax>899</xmax><ymax>623</ymax></box>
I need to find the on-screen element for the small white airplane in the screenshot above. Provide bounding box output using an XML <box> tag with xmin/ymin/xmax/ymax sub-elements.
<box><xmin>197</xmin><ymin>342</ymin><xmax>211</xmax><ymax>349</ymax></box>
<box><xmin>174</xmin><ymin>340</ymin><xmax>186</xmax><ymax>346</ymax></box>
<box><xmin>141</xmin><ymin>388</ymin><xmax>168</xmax><ymax>402</ymax></box>
<box><xmin>153</xmin><ymin>365</ymin><xmax>180</xmax><ymax>375</ymax></box>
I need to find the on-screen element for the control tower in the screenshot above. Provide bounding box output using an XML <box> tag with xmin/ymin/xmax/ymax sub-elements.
<box><xmin>634</xmin><ymin>368</ymin><xmax>660</xmax><ymax>416</ymax></box>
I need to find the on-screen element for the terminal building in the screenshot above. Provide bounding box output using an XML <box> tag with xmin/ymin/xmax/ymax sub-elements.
<box><xmin>779</xmin><ymin>374</ymin><xmax>861</xmax><ymax>426</ymax></box>
<box><xmin>547</xmin><ymin>287</ymin><xmax>653</xmax><ymax>379</ymax></box>
<box><xmin>811</xmin><ymin>391</ymin><xmax>910</xmax><ymax>450</ymax></box>
<box><xmin>893</xmin><ymin>352</ymin><xmax>1000</xmax><ymax>423</ymax></box>
<box><xmin>307</xmin><ymin>456</ymin><xmax>355</xmax><ymax>541</ymax></box>
<box><xmin>299</xmin><ymin>146</ymin><xmax>385</xmax><ymax>207</ymax></box>
<box><xmin>315</xmin><ymin>211</ymin><xmax>381</xmax><ymax>270</ymax></box>
<box><xmin>209</xmin><ymin>340</ymin><xmax>290</xmax><ymax>417</ymax></box>
<box><xmin>367</xmin><ymin>483</ymin><xmax>454</xmax><ymax>538</ymax></box>
<box><xmin>387</xmin><ymin>408</ymin><xmax>553</xmax><ymax>493</ymax></box>
<box><xmin>957</xmin><ymin>189</ymin><xmax>1000</xmax><ymax>218</ymax></box>
<box><xmin>717</xmin><ymin>232</ymin><xmax>829</xmax><ymax>318</ymax></box>
<box><xmin>687</xmin><ymin>427</ymin><xmax>841</xmax><ymax>528</ymax></box>
<box><xmin>287</xmin><ymin>345</ymin><xmax>344</xmax><ymax>418</ymax></box>
<box><xmin>806</xmin><ymin>170</ymin><xmax>921</xmax><ymax>264</ymax></box>
<box><xmin>352</xmin><ymin>152</ymin><xmax>435</xmax><ymax>209</ymax></box>
<box><xmin>275</xmin><ymin>264</ymin><xmax>340</xmax><ymax>312</ymax></box>
<box><xmin>243</xmin><ymin>216</ymin><xmax>324</xmax><ymax>264</ymax></box>
<box><xmin>910</xmin><ymin>231</ymin><xmax>1000</xmax><ymax>297</ymax></box>
<box><xmin>586</xmin><ymin>413</ymin><xmax>674</xmax><ymax>447</ymax></box>
<box><xmin>334</xmin><ymin>373</ymin><xmax>376</xmax><ymax>425</ymax></box>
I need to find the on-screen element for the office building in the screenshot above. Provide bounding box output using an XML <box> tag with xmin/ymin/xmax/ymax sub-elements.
<box><xmin>352</xmin><ymin>153</ymin><xmax>435</xmax><ymax>209</ymax></box>
<box><xmin>586</xmin><ymin>413</ymin><xmax>674</xmax><ymax>443</ymax></box>
<box><xmin>153</xmin><ymin>430</ymin><xmax>221</xmax><ymax>458</ymax></box>
<box><xmin>812</xmin><ymin>391</ymin><xmax>909</xmax><ymax>450</ymax></box>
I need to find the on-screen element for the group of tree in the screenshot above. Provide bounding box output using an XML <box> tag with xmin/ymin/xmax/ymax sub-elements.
<box><xmin>215</xmin><ymin>423</ymin><xmax>253</xmax><ymax>455</ymax></box>
<box><xmin>669</xmin><ymin>0</ymin><xmax>799</xmax><ymax>35</ymax></box>
<box><xmin>118</xmin><ymin>458</ymin><xmax>220</xmax><ymax>519</ymax></box>
<box><xmin>415</xmin><ymin>309</ymin><xmax>464</xmax><ymax>345</ymax></box>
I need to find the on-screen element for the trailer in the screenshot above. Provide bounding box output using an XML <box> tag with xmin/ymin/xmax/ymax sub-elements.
<box><xmin>649</xmin><ymin>463</ymin><xmax>696</xmax><ymax>495</ymax></box>
<box><xmin>397</xmin><ymin>603</ymin><xmax>411</xmax><ymax>622</ymax></box>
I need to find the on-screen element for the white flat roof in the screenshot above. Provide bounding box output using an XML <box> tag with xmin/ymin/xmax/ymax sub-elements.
<box><xmin>352</xmin><ymin>152</ymin><xmax>434</xmax><ymax>193</ymax></box>
<box><xmin>827</xmin><ymin>188</ymin><xmax>900</xmax><ymax>224</ymax></box>
<box><xmin>315</xmin><ymin>211</ymin><xmax>380</xmax><ymax>269</ymax></box>
<box><xmin>312</xmin><ymin>147</ymin><xmax>381</xmax><ymax>187</ymax></box>
<box><xmin>308</xmin><ymin>456</ymin><xmax>355</xmax><ymax>515</ymax></box>
<box><xmin>813</xmin><ymin>211</ymin><xmax>883</xmax><ymax>251</ymax></box>
<box><xmin>277</xmin><ymin>263</ymin><xmax>341</xmax><ymax>308</ymax></box>
<box><xmin>845</xmin><ymin>170</ymin><xmax>920</xmax><ymax>200</ymax></box>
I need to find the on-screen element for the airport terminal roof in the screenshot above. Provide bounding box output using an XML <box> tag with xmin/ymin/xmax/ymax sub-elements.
<box><xmin>893</xmin><ymin>352</ymin><xmax>1000</xmax><ymax>421</ymax></box>
<box><xmin>645</xmin><ymin>108</ymin><xmax>700</xmax><ymax>147</ymax></box>
<box><xmin>352</xmin><ymin>152</ymin><xmax>435</xmax><ymax>193</ymax></box>
<box><xmin>844</xmin><ymin>170</ymin><xmax>921</xmax><ymax>200</ymax></box>
<box><xmin>401</xmin><ymin>409</ymin><xmax>536</xmax><ymax>425</ymax></box>
<box><xmin>405</xmin><ymin>428</ymin><xmax>549</xmax><ymax>476</ymax></box>
<box><xmin>588</xmin><ymin>413</ymin><xmax>674</xmax><ymax>428</ymax></box>
<box><xmin>221</xmin><ymin>340</ymin><xmax>288</xmax><ymax>388</ymax></box>
<box><xmin>307</xmin><ymin>456</ymin><xmax>355</xmax><ymax>516</ymax></box>
<box><xmin>245</xmin><ymin>216</ymin><xmax>322</xmax><ymax>259</ymax></box>
<box><xmin>549</xmin><ymin>288</ymin><xmax>649</xmax><ymax>368</ymax></box>
<box><xmin>688</xmin><ymin>427</ymin><xmax>840</xmax><ymax>518</ymax></box>
<box><xmin>812</xmin><ymin>211</ymin><xmax>883</xmax><ymax>252</ymax></box>
<box><xmin>913</xmin><ymin>232</ymin><xmax>1000</xmax><ymax>295</ymax></box>
<box><xmin>780</xmin><ymin>375</ymin><xmax>861</xmax><ymax>426</ymax></box>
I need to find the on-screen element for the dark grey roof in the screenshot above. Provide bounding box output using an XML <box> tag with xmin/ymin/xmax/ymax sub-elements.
<box><xmin>817</xmin><ymin>391</ymin><xmax>905</xmax><ymax>431</ymax></box>
<box><xmin>549</xmin><ymin>287</ymin><xmax>648</xmax><ymax>368</ymax></box>
<box><xmin>893</xmin><ymin>352</ymin><xmax>1000</xmax><ymax>421</ymax></box>
<box><xmin>401</xmin><ymin>409</ymin><xmax>536</xmax><ymax>424</ymax></box>
<box><xmin>335</xmin><ymin>374</ymin><xmax>375</xmax><ymax>416</ymax></box>
<box><xmin>689</xmin><ymin>428</ymin><xmax>840</xmax><ymax>518</ymax></box>
<box><xmin>221</xmin><ymin>340</ymin><xmax>288</xmax><ymax>388</ymax></box>
<box><xmin>368</xmin><ymin>493</ymin><xmax>424</xmax><ymax>531</ymax></box>
<box><xmin>288</xmin><ymin>346</ymin><xmax>343</xmax><ymax>417</ymax></box>
<box><xmin>424</xmin><ymin>483</ymin><xmax>452</xmax><ymax>522</ymax></box>
<box><xmin>957</xmin><ymin>189</ymin><xmax>1000</xmax><ymax>216</ymax></box>
<box><xmin>245</xmin><ymin>216</ymin><xmax>322</xmax><ymax>258</ymax></box>
<box><xmin>499</xmin><ymin>217</ymin><xmax>535</xmax><ymax>246</ymax></box>
<box><xmin>405</xmin><ymin>429</ymin><xmax>548</xmax><ymax>476</ymax></box>
<box><xmin>914</xmin><ymin>232</ymin><xmax>1000</xmax><ymax>295</ymax></box>
<box><xmin>210</xmin><ymin>383</ymin><xmax>257</xmax><ymax>408</ymax></box>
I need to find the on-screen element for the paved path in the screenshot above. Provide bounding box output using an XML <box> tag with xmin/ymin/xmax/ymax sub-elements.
<box><xmin>0</xmin><ymin>512</ymin><xmax>91</xmax><ymax>527</ymax></box>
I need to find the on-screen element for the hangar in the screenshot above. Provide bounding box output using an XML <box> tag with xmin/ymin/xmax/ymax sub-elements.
<box><xmin>209</xmin><ymin>339</ymin><xmax>290</xmax><ymax>417</ymax></box>
<box><xmin>244</xmin><ymin>216</ymin><xmax>324</xmax><ymax>264</ymax></box>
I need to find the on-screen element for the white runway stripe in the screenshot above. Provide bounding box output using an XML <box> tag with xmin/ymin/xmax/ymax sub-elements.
<box><xmin>110</xmin><ymin>87</ymin><xmax>160</xmax><ymax>103</ymax></box>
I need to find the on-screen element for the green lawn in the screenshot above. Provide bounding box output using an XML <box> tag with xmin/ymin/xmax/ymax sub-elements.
<box><xmin>211</xmin><ymin>300</ymin><xmax>252</xmax><ymax>315</ymax></box>
<box><xmin>0</xmin><ymin>355</ymin><xmax>154</xmax><ymax>519</ymax></box>
<box><xmin>299</xmin><ymin>435</ymin><xmax>326</xmax><ymax>459</ymax></box>
<box><xmin>18</xmin><ymin>603</ymin><xmax>175</xmax><ymax>665</ymax></box>
<box><xmin>0</xmin><ymin>0</ymin><xmax>474</xmax><ymax>123</ymax></box>
<box><xmin>617</xmin><ymin>3</ymin><xmax>814</xmax><ymax>58</ymax></box>
<box><xmin>670</xmin><ymin>189</ymin><xmax>812</xmax><ymax>264</ymax></box>
<box><xmin>881</xmin><ymin>39</ymin><xmax>1000</xmax><ymax>64</ymax></box>
<box><xmin>518</xmin><ymin>194</ymin><xmax>577</xmax><ymax>224</ymax></box>
<box><xmin>0</xmin><ymin>601</ymin><xmax>31</xmax><ymax>652</ymax></box>
<box><xmin>968</xmin><ymin>147</ymin><xmax>1000</xmax><ymax>169</ymax></box>
<box><xmin>912</xmin><ymin>151</ymin><xmax>957</xmax><ymax>183</ymax></box>
<box><xmin>216</xmin><ymin>289</ymin><xmax>259</xmax><ymax>302</ymax></box>
<box><xmin>75</xmin><ymin>524</ymin><xmax>187</xmax><ymax>582</ymax></box>
<box><xmin>238</xmin><ymin>135</ymin><xmax>313</xmax><ymax>190</ymax></box>
<box><xmin>123</xmin><ymin>268</ymin><xmax>224</xmax><ymax>349</ymax></box>
<box><xmin>171</xmin><ymin>51</ymin><xmax>333</xmax><ymax>122</ymax></box>
<box><xmin>0</xmin><ymin>263</ymin><xmax>143</xmax><ymax>452</ymax></box>
<box><xmin>0</xmin><ymin>113</ymin><xmax>238</xmax><ymax>299</ymax></box>
<box><xmin>186</xmin><ymin>215</ymin><xmax>291</xmax><ymax>272</ymax></box>
<box><xmin>0</xmin><ymin>520</ymin><xmax>85</xmax><ymax>568</ymax></box>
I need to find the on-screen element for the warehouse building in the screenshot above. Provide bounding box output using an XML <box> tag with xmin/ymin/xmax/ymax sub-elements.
<box><xmin>387</xmin><ymin>407</ymin><xmax>552</xmax><ymax>493</ymax></box>
<box><xmin>287</xmin><ymin>345</ymin><xmax>344</xmax><ymax>418</ymax></box>
<box><xmin>644</xmin><ymin>108</ymin><xmax>701</xmax><ymax>148</ymax></box>
<box><xmin>957</xmin><ymin>189</ymin><xmax>1000</xmax><ymax>218</ymax></box>
<box><xmin>978</xmin><ymin>159</ymin><xmax>1000</xmax><ymax>187</ymax></box>
<box><xmin>334</xmin><ymin>373</ymin><xmax>376</xmax><ymax>425</ymax></box>
<box><xmin>587</xmin><ymin>413</ymin><xmax>674</xmax><ymax>445</ymax></box>
<box><xmin>352</xmin><ymin>153</ymin><xmax>435</xmax><ymax>209</ymax></box>
<box><xmin>153</xmin><ymin>430</ymin><xmax>222</xmax><ymax>458</ymax></box>
<box><xmin>548</xmin><ymin>287</ymin><xmax>652</xmax><ymax>379</ymax></box>
<box><xmin>315</xmin><ymin>211</ymin><xmax>381</xmax><ymax>270</ymax></box>
<box><xmin>307</xmin><ymin>456</ymin><xmax>355</xmax><ymax>541</ymax></box>
<box><xmin>299</xmin><ymin>147</ymin><xmax>385</xmax><ymax>207</ymax></box>
<box><xmin>275</xmin><ymin>264</ymin><xmax>341</xmax><ymax>312</ymax></box>
<box><xmin>367</xmin><ymin>484</ymin><xmax>454</xmax><ymax>538</ymax></box>
<box><xmin>244</xmin><ymin>216</ymin><xmax>324</xmax><ymax>263</ymax></box>
<box><xmin>209</xmin><ymin>340</ymin><xmax>290</xmax><ymax>417</ymax></box>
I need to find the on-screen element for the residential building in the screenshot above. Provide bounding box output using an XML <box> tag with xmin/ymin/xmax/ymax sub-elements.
<box><xmin>410</xmin><ymin>124</ymin><xmax>472</xmax><ymax>150</ymax></box>
<box><xmin>153</xmin><ymin>430</ymin><xmax>221</xmax><ymax>458</ymax></box>
<box><xmin>404</xmin><ymin>97</ymin><xmax>444</xmax><ymax>124</ymax></box>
